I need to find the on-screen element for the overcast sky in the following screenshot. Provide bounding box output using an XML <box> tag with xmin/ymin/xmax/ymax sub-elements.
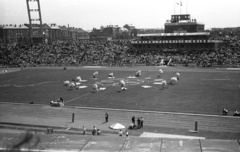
<box><xmin>0</xmin><ymin>0</ymin><xmax>239</xmax><ymax>30</ymax></box>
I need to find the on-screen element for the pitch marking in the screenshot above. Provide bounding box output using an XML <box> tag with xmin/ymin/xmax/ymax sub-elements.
<box><xmin>141</xmin><ymin>85</ymin><xmax>152</xmax><ymax>88</ymax></box>
<box><xmin>64</xmin><ymin>93</ymin><xmax>91</xmax><ymax>104</ymax></box>
<box><xmin>202</xmin><ymin>79</ymin><xmax>231</xmax><ymax>81</ymax></box>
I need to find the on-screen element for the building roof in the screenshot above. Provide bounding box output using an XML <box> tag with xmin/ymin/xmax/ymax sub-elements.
<box><xmin>42</xmin><ymin>23</ymin><xmax>60</xmax><ymax>29</ymax></box>
<box><xmin>119</xmin><ymin>27</ymin><xmax>128</xmax><ymax>32</ymax></box>
<box><xmin>76</xmin><ymin>28</ymin><xmax>88</xmax><ymax>33</ymax></box>
<box><xmin>59</xmin><ymin>26</ymin><xmax>68</xmax><ymax>30</ymax></box>
<box><xmin>48</xmin><ymin>24</ymin><xmax>60</xmax><ymax>29</ymax></box>
<box><xmin>1</xmin><ymin>24</ymin><xmax>28</xmax><ymax>29</ymax></box>
<box><xmin>24</xmin><ymin>24</ymin><xmax>40</xmax><ymax>29</ymax></box>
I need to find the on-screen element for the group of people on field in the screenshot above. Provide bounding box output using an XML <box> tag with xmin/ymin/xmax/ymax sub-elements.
<box><xmin>222</xmin><ymin>108</ymin><xmax>240</xmax><ymax>116</ymax></box>
<box><xmin>129</xmin><ymin>116</ymin><xmax>144</xmax><ymax>129</ymax></box>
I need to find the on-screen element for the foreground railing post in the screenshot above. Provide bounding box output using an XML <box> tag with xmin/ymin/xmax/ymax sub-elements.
<box><xmin>72</xmin><ymin>113</ymin><xmax>75</xmax><ymax>123</ymax></box>
<box><xmin>195</xmin><ymin>121</ymin><xmax>198</xmax><ymax>132</ymax></box>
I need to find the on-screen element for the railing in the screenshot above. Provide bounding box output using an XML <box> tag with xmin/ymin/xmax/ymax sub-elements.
<box><xmin>2</xmin><ymin>63</ymin><xmax>239</xmax><ymax>69</ymax></box>
<box><xmin>131</xmin><ymin>39</ymin><xmax>223</xmax><ymax>44</ymax></box>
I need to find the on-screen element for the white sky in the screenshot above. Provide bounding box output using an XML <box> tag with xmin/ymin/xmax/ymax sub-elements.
<box><xmin>0</xmin><ymin>0</ymin><xmax>239</xmax><ymax>31</ymax></box>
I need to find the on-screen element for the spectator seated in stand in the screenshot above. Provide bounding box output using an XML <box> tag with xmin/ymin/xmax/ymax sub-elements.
<box><xmin>0</xmin><ymin>38</ymin><xmax>239</xmax><ymax>68</ymax></box>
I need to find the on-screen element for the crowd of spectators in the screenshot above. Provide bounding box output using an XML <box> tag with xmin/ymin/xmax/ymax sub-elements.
<box><xmin>0</xmin><ymin>40</ymin><xmax>133</xmax><ymax>67</ymax></box>
<box><xmin>0</xmin><ymin>38</ymin><xmax>239</xmax><ymax>68</ymax></box>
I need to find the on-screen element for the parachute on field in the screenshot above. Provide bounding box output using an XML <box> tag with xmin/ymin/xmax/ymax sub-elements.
<box><xmin>119</xmin><ymin>79</ymin><xmax>127</xmax><ymax>91</ymax></box>
<box><xmin>63</xmin><ymin>80</ymin><xmax>70</xmax><ymax>86</ymax></box>
<box><xmin>76</xmin><ymin>76</ymin><xmax>87</xmax><ymax>82</ymax></box>
<box><xmin>76</xmin><ymin>76</ymin><xmax>82</xmax><ymax>82</ymax></box>
<box><xmin>93</xmin><ymin>71</ymin><xmax>98</xmax><ymax>78</ymax></box>
<box><xmin>50</xmin><ymin>100</ymin><xmax>64</xmax><ymax>107</ymax></box>
<box><xmin>93</xmin><ymin>83</ymin><xmax>99</xmax><ymax>92</ymax></box>
<box><xmin>158</xmin><ymin>69</ymin><xmax>163</xmax><ymax>77</ymax></box>
<box><xmin>176</xmin><ymin>73</ymin><xmax>180</xmax><ymax>80</ymax></box>
<box><xmin>170</xmin><ymin>77</ymin><xmax>177</xmax><ymax>85</ymax></box>
<box><xmin>108</xmin><ymin>72</ymin><xmax>114</xmax><ymax>78</ymax></box>
<box><xmin>69</xmin><ymin>82</ymin><xmax>76</xmax><ymax>88</ymax></box>
<box><xmin>161</xmin><ymin>80</ymin><xmax>167</xmax><ymax>89</ymax></box>
<box><xmin>135</xmin><ymin>70</ymin><xmax>141</xmax><ymax>77</ymax></box>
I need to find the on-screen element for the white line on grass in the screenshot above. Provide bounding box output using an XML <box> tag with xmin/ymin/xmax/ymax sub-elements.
<box><xmin>202</xmin><ymin>79</ymin><xmax>231</xmax><ymax>81</ymax></box>
<box><xmin>14</xmin><ymin>81</ymin><xmax>60</xmax><ymax>87</ymax></box>
<box><xmin>64</xmin><ymin>93</ymin><xmax>91</xmax><ymax>104</ymax></box>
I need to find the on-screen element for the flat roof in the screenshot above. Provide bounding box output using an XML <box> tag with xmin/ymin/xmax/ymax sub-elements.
<box><xmin>1</xmin><ymin>24</ymin><xmax>28</xmax><ymax>29</ymax></box>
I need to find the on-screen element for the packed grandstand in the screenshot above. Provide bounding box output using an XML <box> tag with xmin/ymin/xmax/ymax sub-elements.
<box><xmin>0</xmin><ymin>37</ymin><xmax>239</xmax><ymax>68</ymax></box>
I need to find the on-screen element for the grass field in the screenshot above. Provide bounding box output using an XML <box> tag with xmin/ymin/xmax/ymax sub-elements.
<box><xmin>0</xmin><ymin>66</ymin><xmax>240</xmax><ymax>115</ymax></box>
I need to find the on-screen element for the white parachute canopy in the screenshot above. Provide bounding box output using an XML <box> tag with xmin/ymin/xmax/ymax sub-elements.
<box><xmin>109</xmin><ymin>123</ymin><xmax>125</xmax><ymax>130</ymax></box>
<box><xmin>135</xmin><ymin>70</ymin><xmax>141</xmax><ymax>77</ymax></box>
<box><xmin>162</xmin><ymin>80</ymin><xmax>167</xmax><ymax>86</ymax></box>
<box><xmin>93</xmin><ymin>71</ymin><xmax>98</xmax><ymax>78</ymax></box>
<box><xmin>93</xmin><ymin>83</ymin><xmax>103</xmax><ymax>91</ymax></box>
<box><xmin>69</xmin><ymin>82</ymin><xmax>76</xmax><ymax>88</ymax></box>
<box><xmin>76</xmin><ymin>76</ymin><xmax>82</xmax><ymax>82</ymax></box>
<box><xmin>120</xmin><ymin>79</ymin><xmax>126</xmax><ymax>87</ymax></box>
<box><xmin>176</xmin><ymin>72</ymin><xmax>180</xmax><ymax>80</ymax></box>
<box><xmin>108</xmin><ymin>72</ymin><xmax>114</xmax><ymax>78</ymax></box>
<box><xmin>76</xmin><ymin>76</ymin><xmax>87</xmax><ymax>82</ymax></box>
<box><xmin>171</xmin><ymin>77</ymin><xmax>178</xmax><ymax>84</ymax></box>
<box><xmin>63</xmin><ymin>80</ymin><xmax>70</xmax><ymax>86</ymax></box>
<box><xmin>158</xmin><ymin>69</ymin><xmax>163</xmax><ymax>77</ymax></box>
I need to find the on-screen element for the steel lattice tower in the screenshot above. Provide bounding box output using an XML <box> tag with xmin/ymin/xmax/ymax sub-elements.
<box><xmin>26</xmin><ymin>0</ymin><xmax>43</xmax><ymax>43</ymax></box>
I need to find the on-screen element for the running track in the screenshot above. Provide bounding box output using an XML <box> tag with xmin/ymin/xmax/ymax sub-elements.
<box><xmin>0</xmin><ymin>102</ymin><xmax>239</xmax><ymax>135</ymax></box>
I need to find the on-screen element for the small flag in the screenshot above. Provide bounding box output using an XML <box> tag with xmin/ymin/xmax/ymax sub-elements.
<box><xmin>167</xmin><ymin>59</ymin><xmax>172</xmax><ymax>66</ymax></box>
<box><xmin>160</xmin><ymin>59</ymin><xmax>164</xmax><ymax>65</ymax></box>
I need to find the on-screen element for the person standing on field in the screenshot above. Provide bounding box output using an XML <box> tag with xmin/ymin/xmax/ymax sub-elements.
<box><xmin>83</xmin><ymin>126</ymin><xmax>86</xmax><ymax>135</ymax></box>
<box><xmin>105</xmin><ymin>112</ymin><xmax>109</xmax><ymax>123</ymax></box>
<box><xmin>119</xmin><ymin>130</ymin><xmax>123</xmax><ymax>136</ymax></box>
<box><xmin>125</xmin><ymin>130</ymin><xmax>129</xmax><ymax>137</ymax></box>
<box><xmin>132</xmin><ymin>116</ymin><xmax>135</xmax><ymax>124</ymax></box>
<box><xmin>140</xmin><ymin>117</ymin><xmax>144</xmax><ymax>128</ymax></box>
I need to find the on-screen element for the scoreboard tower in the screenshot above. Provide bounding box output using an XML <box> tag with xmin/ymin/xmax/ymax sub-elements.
<box><xmin>131</xmin><ymin>14</ymin><xmax>223</xmax><ymax>52</ymax></box>
<box><xmin>165</xmin><ymin>14</ymin><xmax>205</xmax><ymax>33</ymax></box>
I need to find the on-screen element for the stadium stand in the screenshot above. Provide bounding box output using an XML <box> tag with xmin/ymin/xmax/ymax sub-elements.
<box><xmin>0</xmin><ymin>38</ymin><xmax>239</xmax><ymax>68</ymax></box>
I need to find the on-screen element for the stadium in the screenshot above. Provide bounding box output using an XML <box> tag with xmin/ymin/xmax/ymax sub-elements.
<box><xmin>1</xmin><ymin>65</ymin><xmax>240</xmax><ymax>151</ymax></box>
<box><xmin>1</xmin><ymin>0</ymin><xmax>240</xmax><ymax>151</ymax></box>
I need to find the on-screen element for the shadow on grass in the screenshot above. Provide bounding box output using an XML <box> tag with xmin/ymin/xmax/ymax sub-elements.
<box><xmin>159</xmin><ymin>86</ymin><xmax>169</xmax><ymax>90</ymax></box>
